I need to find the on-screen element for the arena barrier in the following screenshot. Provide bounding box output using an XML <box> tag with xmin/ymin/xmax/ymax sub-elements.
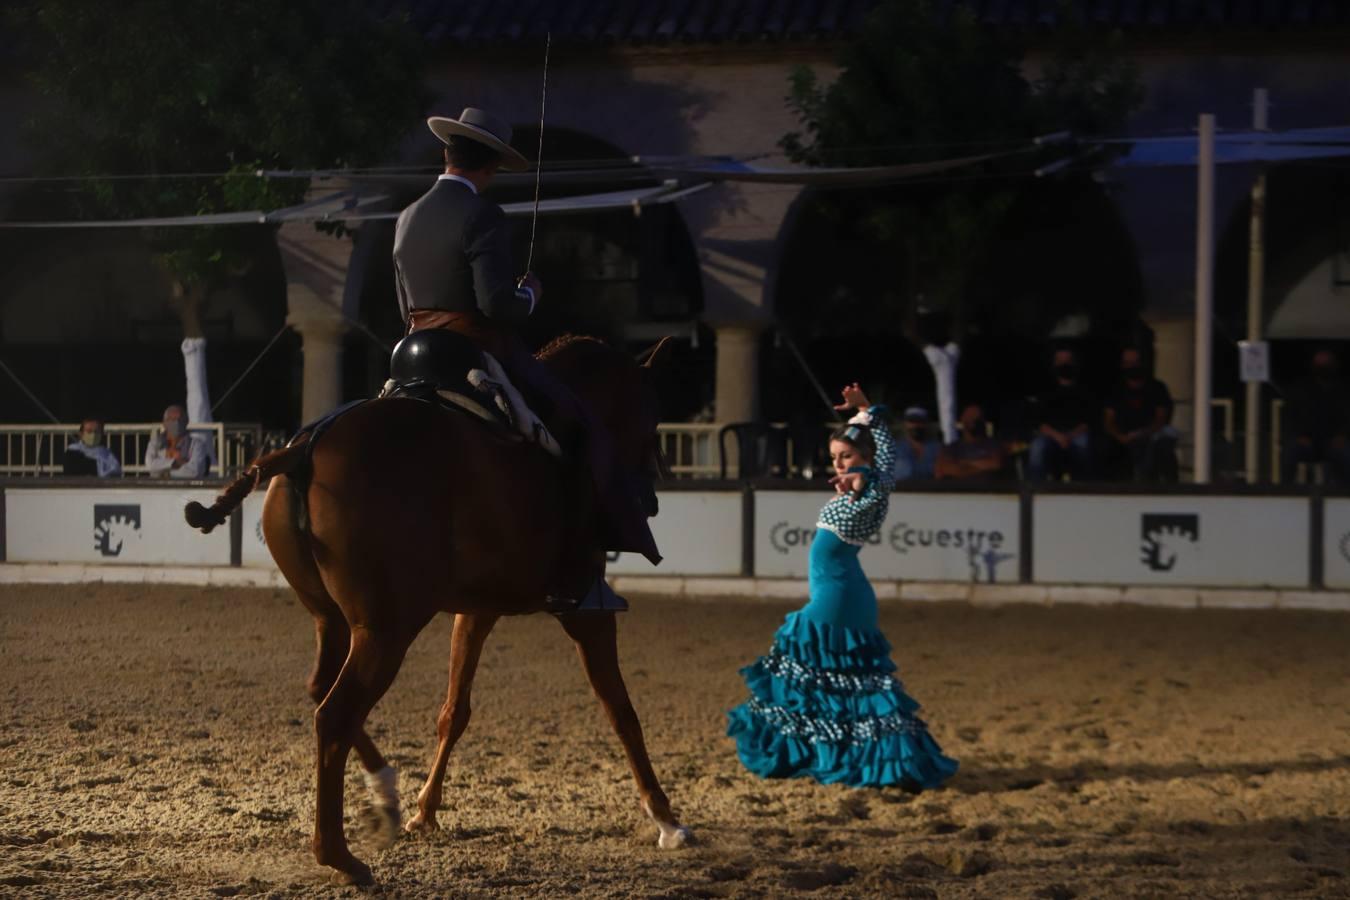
<box><xmin>3</xmin><ymin>478</ymin><xmax>1349</xmax><ymax>596</ymax></box>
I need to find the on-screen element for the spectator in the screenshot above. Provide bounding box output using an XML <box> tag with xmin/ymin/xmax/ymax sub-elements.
<box><xmin>936</xmin><ymin>403</ymin><xmax>1007</xmax><ymax>481</ymax></box>
<box><xmin>1028</xmin><ymin>348</ymin><xmax>1095</xmax><ymax>482</ymax></box>
<box><xmin>1283</xmin><ymin>348</ymin><xmax>1350</xmax><ymax>485</ymax></box>
<box><xmin>62</xmin><ymin>418</ymin><xmax>122</xmax><ymax>477</ymax></box>
<box><xmin>1104</xmin><ymin>348</ymin><xmax>1179</xmax><ymax>483</ymax></box>
<box><xmin>146</xmin><ymin>337</ymin><xmax>216</xmax><ymax>479</ymax></box>
<box><xmin>894</xmin><ymin>406</ymin><xmax>941</xmax><ymax>481</ymax></box>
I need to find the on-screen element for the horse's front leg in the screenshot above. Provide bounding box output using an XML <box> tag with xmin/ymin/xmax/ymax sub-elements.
<box><xmin>407</xmin><ymin>612</ymin><xmax>499</xmax><ymax>832</ymax></box>
<box><xmin>556</xmin><ymin>611</ymin><xmax>691</xmax><ymax>848</ymax></box>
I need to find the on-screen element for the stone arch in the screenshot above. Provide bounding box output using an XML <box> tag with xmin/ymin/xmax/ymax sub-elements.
<box><xmin>1214</xmin><ymin>161</ymin><xmax>1350</xmax><ymax>393</ymax></box>
<box><xmin>767</xmin><ymin>174</ymin><xmax>1143</xmax><ymax>419</ymax></box>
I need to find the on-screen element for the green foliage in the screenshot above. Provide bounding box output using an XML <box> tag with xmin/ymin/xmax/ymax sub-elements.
<box><xmin>12</xmin><ymin>0</ymin><xmax>427</xmax><ymax>288</ymax></box>
<box><xmin>780</xmin><ymin>0</ymin><xmax>1142</xmax><ymax>334</ymax></box>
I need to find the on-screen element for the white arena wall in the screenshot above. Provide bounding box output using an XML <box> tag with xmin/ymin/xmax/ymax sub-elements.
<box><xmin>3</xmin><ymin>481</ymin><xmax>1350</xmax><ymax>608</ymax></box>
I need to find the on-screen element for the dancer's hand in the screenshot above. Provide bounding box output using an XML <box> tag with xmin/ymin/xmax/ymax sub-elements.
<box><xmin>833</xmin><ymin>382</ymin><xmax>869</xmax><ymax>412</ymax></box>
<box><xmin>830</xmin><ymin>472</ymin><xmax>865</xmax><ymax>497</ymax></box>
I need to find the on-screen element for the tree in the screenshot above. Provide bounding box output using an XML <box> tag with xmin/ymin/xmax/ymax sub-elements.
<box><xmin>779</xmin><ymin>0</ymin><xmax>1142</xmax><ymax>339</ymax></box>
<box><xmin>11</xmin><ymin>0</ymin><xmax>427</xmax><ymax>335</ymax></box>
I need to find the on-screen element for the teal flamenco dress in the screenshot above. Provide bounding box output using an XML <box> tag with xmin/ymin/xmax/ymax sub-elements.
<box><xmin>726</xmin><ymin>406</ymin><xmax>958</xmax><ymax>790</ymax></box>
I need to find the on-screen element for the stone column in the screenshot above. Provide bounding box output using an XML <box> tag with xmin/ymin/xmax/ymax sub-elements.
<box><xmin>712</xmin><ymin>324</ymin><xmax>763</xmax><ymax>425</ymax></box>
<box><xmin>288</xmin><ymin>312</ymin><xmax>346</xmax><ymax>423</ymax></box>
<box><xmin>276</xmin><ymin>218</ymin><xmax>357</xmax><ymax>425</ymax></box>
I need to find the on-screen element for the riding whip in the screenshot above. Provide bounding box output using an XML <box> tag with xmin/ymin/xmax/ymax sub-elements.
<box><xmin>524</xmin><ymin>31</ymin><xmax>551</xmax><ymax>277</ymax></box>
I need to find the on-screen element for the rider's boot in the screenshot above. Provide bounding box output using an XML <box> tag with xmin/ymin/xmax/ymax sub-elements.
<box><xmin>542</xmin><ymin>577</ymin><xmax>629</xmax><ymax>615</ymax></box>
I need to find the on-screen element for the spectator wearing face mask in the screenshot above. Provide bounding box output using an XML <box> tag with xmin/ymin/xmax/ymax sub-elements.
<box><xmin>1104</xmin><ymin>348</ymin><xmax>1178</xmax><ymax>483</ymax></box>
<box><xmin>893</xmin><ymin>406</ymin><xmax>941</xmax><ymax>481</ymax></box>
<box><xmin>62</xmin><ymin>418</ymin><xmax>122</xmax><ymax>477</ymax></box>
<box><xmin>936</xmin><ymin>403</ymin><xmax>1007</xmax><ymax>481</ymax></box>
<box><xmin>1283</xmin><ymin>348</ymin><xmax>1350</xmax><ymax>485</ymax></box>
<box><xmin>1028</xmin><ymin>348</ymin><xmax>1096</xmax><ymax>482</ymax></box>
<box><xmin>146</xmin><ymin>337</ymin><xmax>216</xmax><ymax>479</ymax></box>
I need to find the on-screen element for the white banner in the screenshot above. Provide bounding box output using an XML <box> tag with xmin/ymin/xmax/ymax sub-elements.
<box><xmin>243</xmin><ymin>490</ymin><xmax>743</xmax><ymax>577</ymax></box>
<box><xmin>607</xmin><ymin>492</ymin><xmax>743</xmax><ymax>575</ymax></box>
<box><xmin>241</xmin><ymin>492</ymin><xmax>273</xmax><ymax>569</ymax></box>
<box><xmin>754</xmin><ymin>491</ymin><xmax>1020</xmax><ymax>583</ymax></box>
<box><xmin>1323</xmin><ymin>499</ymin><xmax>1350</xmax><ymax>589</ymax></box>
<box><xmin>1035</xmin><ymin>494</ymin><xmax>1309</xmax><ymax>587</ymax></box>
<box><xmin>6</xmin><ymin>487</ymin><xmax>230</xmax><ymax>566</ymax></box>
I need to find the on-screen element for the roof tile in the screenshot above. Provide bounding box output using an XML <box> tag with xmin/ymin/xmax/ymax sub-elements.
<box><xmin>389</xmin><ymin>0</ymin><xmax>1350</xmax><ymax>46</ymax></box>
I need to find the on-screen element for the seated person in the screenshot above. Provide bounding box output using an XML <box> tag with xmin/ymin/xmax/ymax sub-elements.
<box><xmin>1028</xmin><ymin>349</ymin><xmax>1095</xmax><ymax>482</ymax></box>
<box><xmin>893</xmin><ymin>406</ymin><xmax>941</xmax><ymax>481</ymax></box>
<box><xmin>936</xmin><ymin>403</ymin><xmax>1006</xmax><ymax>481</ymax></box>
<box><xmin>1283</xmin><ymin>348</ymin><xmax>1350</xmax><ymax>485</ymax></box>
<box><xmin>146</xmin><ymin>337</ymin><xmax>216</xmax><ymax>479</ymax></box>
<box><xmin>1104</xmin><ymin>348</ymin><xmax>1178</xmax><ymax>483</ymax></box>
<box><xmin>62</xmin><ymin>418</ymin><xmax>122</xmax><ymax>477</ymax></box>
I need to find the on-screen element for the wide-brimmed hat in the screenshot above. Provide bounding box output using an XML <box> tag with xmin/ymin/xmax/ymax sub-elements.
<box><xmin>427</xmin><ymin>108</ymin><xmax>529</xmax><ymax>172</ymax></box>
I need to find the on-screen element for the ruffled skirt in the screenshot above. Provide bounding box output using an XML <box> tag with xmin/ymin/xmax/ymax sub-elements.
<box><xmin>726</xmin><ymin>532</ymin><xmax>958</xmax><ymax>789</ymax></box>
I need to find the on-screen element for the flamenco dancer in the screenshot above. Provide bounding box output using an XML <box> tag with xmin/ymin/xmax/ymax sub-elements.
<box><xmin>727</xmin><ymin>383</ymin><xmax>958</xmax><ymax>790</ymax></box>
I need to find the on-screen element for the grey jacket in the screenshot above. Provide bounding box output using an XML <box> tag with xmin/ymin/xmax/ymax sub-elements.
<box><xmin>393</xmin><ymin>178</ymin><xmax>533</xmax><ymax>325</ymax></box>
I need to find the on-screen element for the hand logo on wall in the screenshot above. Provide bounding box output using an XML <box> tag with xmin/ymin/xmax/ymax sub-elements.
<box><xmin>93</xmin><ymin>504</ymin><xmax>143</xmax><ymax>558</ymax></box>
<box><xmin>1140</xmin><ymin>513</ymin><xmax>1199</xmax><ymax>572</ymax></box>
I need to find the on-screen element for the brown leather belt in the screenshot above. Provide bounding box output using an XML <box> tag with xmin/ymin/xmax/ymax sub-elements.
<box><xmin>406</xmin><ymin>308</ymin><xmax>513</xmax><ymax>360</ymax></box>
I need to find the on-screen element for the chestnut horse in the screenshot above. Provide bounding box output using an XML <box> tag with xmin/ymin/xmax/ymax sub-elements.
<box><xmin>185</xmin><ymin>335</ymin><xmax>688</xmax><ymax>885</ymax></box>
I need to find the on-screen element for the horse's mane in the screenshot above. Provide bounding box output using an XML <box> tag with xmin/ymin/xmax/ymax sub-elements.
<box><xmin>535</xmin><ymin>333</ymin><xmax>635</xmax><ymax>381</ymax></box>
<box><xmin>535</xmin><ymin>333</ymin><xmax>608</xmax><ymax>361</ymax></box>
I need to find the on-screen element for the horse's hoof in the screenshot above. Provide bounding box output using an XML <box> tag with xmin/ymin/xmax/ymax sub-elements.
<box><xmin>656</xmin><ymin>824</ymin><xmax>692</xmax><ymax>850</ymax></box>
<box><xmin>329</xmin><ymin>859</ymin><xmax>374</xmax><ymax>886</ymax></box>
<box><xmin>404</xmin><ymin>812</ymin><xmax>439</xmax><ymax>834</ymax></box>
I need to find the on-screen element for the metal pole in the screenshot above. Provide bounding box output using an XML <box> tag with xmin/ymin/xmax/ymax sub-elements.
<box><xmin>1244</xmin><ymin>89</ymin><xmax>1269</xmax><ymax>484</ymax></box>
<box><xmin>1194</xmin><ymin>113</ymin><xmax>1216</xmax><ymax>484</ymax></box>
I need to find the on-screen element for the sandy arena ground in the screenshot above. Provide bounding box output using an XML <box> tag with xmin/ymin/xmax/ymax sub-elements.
<box><xmin>1</xmin><ymin>584</ymin><xmax>1349</xmax><ymax>899</ymax></box>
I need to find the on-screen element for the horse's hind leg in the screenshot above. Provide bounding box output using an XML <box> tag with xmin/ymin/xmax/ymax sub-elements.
<box><xmin>307</xmin><ymin>611</ymin><xmax>400</xmax><ymax>842</ymax></box>
<box><xmin>556</xmin><ymin>612</ymin><xmax>691</xmax><ymax>849</ymax></box>
<box><xmin>312</xmin><ymin>627</ymin><xmax>411</xmax><ymax>885</ymax></box>
<box><xmin>263</xmin><ymin>477</ymin><xmax>399</xmax><ymax>836</ymax></box>
<box><xmin>407</xmin><ymin>612</ymin><xmax>499</xmax><ymax>833</ymax></box>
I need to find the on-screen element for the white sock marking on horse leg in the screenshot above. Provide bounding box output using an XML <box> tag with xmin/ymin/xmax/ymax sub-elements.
<box><xmin>643</xmin><ymin>800</ymin><xmax>691</xmax><ymax>849</ymax></box>
<box><xmin>364</xmin><ymin>765</ymin><xmax>399</xmax><ymax>809</ymax></box>
<box><xmin>363</xmin><ymin>765</ymin><xmax>401</xmax><ymax>847</ymax></box>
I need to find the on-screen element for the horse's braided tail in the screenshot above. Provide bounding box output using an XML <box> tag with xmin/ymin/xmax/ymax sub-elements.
<box><xmin>183</xmin><ymin>442</ymin><xmax>308</xmax><ymax>534</ymax></box>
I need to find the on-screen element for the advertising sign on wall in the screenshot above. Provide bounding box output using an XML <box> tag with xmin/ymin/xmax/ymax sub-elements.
<box><xmin>1322</xmin><ymin>499</ymin><xmax>1350</xmax><ymax>589</ymax></box>
<box><xmin>6</xmin><ymin>487</ymin><xmax>231</xmax><ymax>566</ymax></box>
<box><xmin>754</xmin><ymin>491</ymin><xmax>1021</xmax><ymax>582</ymax></box>
<box><xmin>240</xmin><ymin>492</ymin><xmax>273</xmax><ymax>569</ymax></box>
<box><xmin>242</xmin><ymin>490</ymin><xmax>744</xmax><ymax>577</ymax></box>
<box><xmin>1034</xmin><ymin>494</ymin><xmax>1309</xmax><ymax>587</ymax></box>
<box><xmin>607</xmin><ymin>492</ymin><xmax>743</xmax><ymax>575</ymax></box>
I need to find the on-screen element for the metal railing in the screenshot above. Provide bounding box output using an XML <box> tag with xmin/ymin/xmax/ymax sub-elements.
<box><xmin>0</xmin><ymin>422</ymin><xmax>282</xmax><ymax>478</ymax></box>
<box><xmin>656</xmin><ymin>424</ymin><xmax>722</xmax><ymax>479</ymax></box>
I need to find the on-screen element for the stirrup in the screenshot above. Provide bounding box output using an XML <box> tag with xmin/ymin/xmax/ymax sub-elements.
<box><xmin>543</xmin><ymin>579</ymin><xmax>628</xmax><ymax>616</ymax></box>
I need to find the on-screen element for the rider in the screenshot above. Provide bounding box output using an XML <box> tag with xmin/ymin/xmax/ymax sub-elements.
<box><xmin>393</xmin><ymin>108</ymin><xmax>661</xmax><ymax>606</ymax></box>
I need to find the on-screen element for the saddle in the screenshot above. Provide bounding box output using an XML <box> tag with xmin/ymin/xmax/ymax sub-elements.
<box><xmin>379</xmin><ymin>329</ymin><xmax>562</xmax><ymax>457</ymax></box>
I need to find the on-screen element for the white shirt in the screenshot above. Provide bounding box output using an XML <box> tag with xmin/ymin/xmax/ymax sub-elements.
<box><xmin>437</xmin><ymin>173</ymin><xmax>478</xmax><ymax>194</ymax></box>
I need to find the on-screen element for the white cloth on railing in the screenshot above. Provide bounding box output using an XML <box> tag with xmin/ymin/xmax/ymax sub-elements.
<box><xmin>923</xmin><ymin>342</ymin><xmax>961</xmax><ymax>445</ymax></box>
<box><xmin>63</xmin><ymin>441</ymin><xmax>122</xmax><ymax>477</ymax></box>
<box><xmin>145</xmin><ymin>337</ymin><xmax>216</xmax><ymax>479</ymax></box>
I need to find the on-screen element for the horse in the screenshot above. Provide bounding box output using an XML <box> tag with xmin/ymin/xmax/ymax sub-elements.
<box><xmin>184</xmin><ymin>334</ymin><xmax>689</xmax><ymax>885</ymax></box>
